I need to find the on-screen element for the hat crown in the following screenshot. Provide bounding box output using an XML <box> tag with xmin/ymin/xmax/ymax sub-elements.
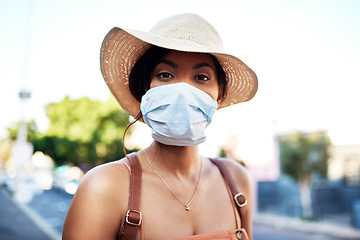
<box><xmin>149</xmin><ymin>13</ymin><xmax>223</xmax><ymax>52</ymax></box>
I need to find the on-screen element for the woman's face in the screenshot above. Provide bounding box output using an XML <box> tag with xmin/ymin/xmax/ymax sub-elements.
<box><xmin>150</xmin><ymin>51</ymin><xmax>220</xmax><ymax>101</ymax></box>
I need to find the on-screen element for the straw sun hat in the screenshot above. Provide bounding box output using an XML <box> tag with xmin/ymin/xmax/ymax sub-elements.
<box><xmin>100</xmin><ymin>13</ymin><xmax>258</xmax><ymax>118</ymax></box>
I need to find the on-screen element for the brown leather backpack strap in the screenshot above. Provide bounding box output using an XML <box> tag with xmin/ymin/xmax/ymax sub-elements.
<box><xmin>119</xmin><ymin>153</ymin><xmax>142</xmax><ymax>240</ymax></box>
<box><xmin>209</xmin><ymin>158</ymin><xmax>247</xmax><ymax>226</ymax></box>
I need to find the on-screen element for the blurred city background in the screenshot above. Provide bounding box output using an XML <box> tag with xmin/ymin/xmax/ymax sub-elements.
<box><xmin>1</xmin><ymin>0</ymin><xmax>360</xmax><ymax>239</ymax></box>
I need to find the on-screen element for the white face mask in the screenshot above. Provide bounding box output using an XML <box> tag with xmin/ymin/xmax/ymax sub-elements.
<box><xmin>140</xmin><ymin>82</ymin><xmax>218</xmax><ymax>146</ymax></box>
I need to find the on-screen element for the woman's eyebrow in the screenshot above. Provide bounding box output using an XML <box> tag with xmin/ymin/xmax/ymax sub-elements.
<box><xmin>193</xmin><ymin>63</ymin><xmax>214</xmax><ymax>71</ymax></box>
<box><xmin>156</xmin><ymin>60</ymin><xmax>178</xmax><ymax>68</ymax></box>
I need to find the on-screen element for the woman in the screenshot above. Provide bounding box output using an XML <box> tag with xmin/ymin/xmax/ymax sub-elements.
<box><xmin>63</xmin><ymin>13</ymin><xmax>258</xmax><ymax>240</ymax></box>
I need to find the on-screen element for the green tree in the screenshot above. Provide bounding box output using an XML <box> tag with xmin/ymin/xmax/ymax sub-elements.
<box><xmin>33</xmin><ymin>95</ymin><xmax>133</xmax><ymax>167</ymax></box>
<box><xmin>46</xmin><ymin>96</ymin><xmax>104</xmax><ymax>142</ymax></box>
<box><xmin>279</xmin><ymin>131</ymin><xmax>331</xmax><ymax>219</ymax></box>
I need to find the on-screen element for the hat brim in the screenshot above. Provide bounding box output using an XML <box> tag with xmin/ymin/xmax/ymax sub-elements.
<box><xmin>100</xmin><ymin>27</ymin><xmax>258</xmax><ymax>118</ymax></box>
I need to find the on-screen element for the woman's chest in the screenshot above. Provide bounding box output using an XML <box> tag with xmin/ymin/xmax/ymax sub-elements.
<box><xmin>139</xmin><ymin>174</ymin><xmax>237</xmax><ymax>240</ymax></box>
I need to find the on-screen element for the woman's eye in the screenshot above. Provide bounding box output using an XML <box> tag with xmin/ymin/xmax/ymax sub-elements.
<box><xmin>194</xmin><ymin>74</ymin><xmax>210</xmax><ymax>81</ymax></box>
<box><xmin>156</xmin><ymin>72</ymin><xmax>173</xmax><ymax>80</ymax></box>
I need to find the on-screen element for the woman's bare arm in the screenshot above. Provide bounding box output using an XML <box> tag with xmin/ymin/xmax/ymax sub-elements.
<box><xmin>62</xmin><ymin>161</ymin><xmax>130</xmax><ymax>240</ymax></box>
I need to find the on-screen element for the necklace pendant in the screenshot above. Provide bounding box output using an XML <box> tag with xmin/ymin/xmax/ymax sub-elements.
<box><xmin>145</xmin><ymin>149</ymin><xmax>202</xmax><ymax>213</ymax></box>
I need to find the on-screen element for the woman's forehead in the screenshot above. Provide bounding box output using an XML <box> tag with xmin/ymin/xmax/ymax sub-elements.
<box><xmin>160</xmin><ymin>50</ymin><xmax>215</xmax><ymax>67</ymax></box>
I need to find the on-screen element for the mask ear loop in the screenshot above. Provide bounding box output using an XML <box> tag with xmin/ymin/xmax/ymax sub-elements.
<box><xmin>122</xmin><ymin>112</ymin><xmax>143</xmax><ymax>157</ymax></box>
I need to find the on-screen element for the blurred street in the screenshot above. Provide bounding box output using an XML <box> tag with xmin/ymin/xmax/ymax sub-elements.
<box><xmin>0</xmin><ymin>187</ymin><xmax>70</xmax><ymax>240</ymax></box>
<box><xmin>1</xmin><ymin>186</ymin><xmax>360</xmax><ymax>240</ymax></box>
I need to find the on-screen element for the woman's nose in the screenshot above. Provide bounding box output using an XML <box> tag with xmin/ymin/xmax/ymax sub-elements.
<box><xmin>174</xmin><ymin>76</ymin><xmax>195</xmax><ymax>87</ymax></box>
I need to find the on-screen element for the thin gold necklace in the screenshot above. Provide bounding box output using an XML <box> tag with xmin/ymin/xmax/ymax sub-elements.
<box><xmin>144</xmin><ymin>149</ymin><xmax>202</xmax><ymax>211</ymax></box>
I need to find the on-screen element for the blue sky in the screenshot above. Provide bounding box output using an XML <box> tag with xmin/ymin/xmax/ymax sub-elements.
<box><xmin>1</xmin><ymin>0</ymin><xmax>360</xmax><ymax>146</ymax></box>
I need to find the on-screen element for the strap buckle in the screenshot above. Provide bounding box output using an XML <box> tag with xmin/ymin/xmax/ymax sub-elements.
<box><xmin>126</xmin><ymin>210</ymin><xmax>142</xmax><ymax>226</ymax></box>
<box><xmin>234</xmin><ymin>193</ymin><xmax>247</xmax><ymax>208</ymax></box>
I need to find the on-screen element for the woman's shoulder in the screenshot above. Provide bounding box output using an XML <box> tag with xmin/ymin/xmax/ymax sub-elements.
<box><xmin>211</xmin><ymin>157</ymin><xmax>252</xmax><ymax>196</ymax></box>
<box><xmin>63</xmin><ymin>158</ymin><xmax>131</xmax><ymax>239</ymax></box>
<box><xmin>212</xmin><ymin>158</ymin><xmax>251</xmax><ymax>181</ymax></box>
<box><xmin>77</xmin><ymin>158</ymin><xmax>130</xmax><ymax>196</ymax></box>
<box><xmin>67</xmin><ymin>157</ymin><xmax>133</xmax><ymax>216</ymax></box>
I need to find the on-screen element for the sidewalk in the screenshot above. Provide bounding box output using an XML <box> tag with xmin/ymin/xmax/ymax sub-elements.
<box><xmin>254</xmin><ymin>213</ymin><xmax>360</xmax><ymax>240</ymax></box>
<box><xmin>0</xmin><ymin>188</ymin><xmax>60</xmax><ymax>240</ymax></box>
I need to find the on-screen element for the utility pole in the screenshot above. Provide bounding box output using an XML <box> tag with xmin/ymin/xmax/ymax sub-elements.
<box><xmin>11</xmin><ymin>0</ymin><xmax>35</xmax><ymax>203</ymax></box>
